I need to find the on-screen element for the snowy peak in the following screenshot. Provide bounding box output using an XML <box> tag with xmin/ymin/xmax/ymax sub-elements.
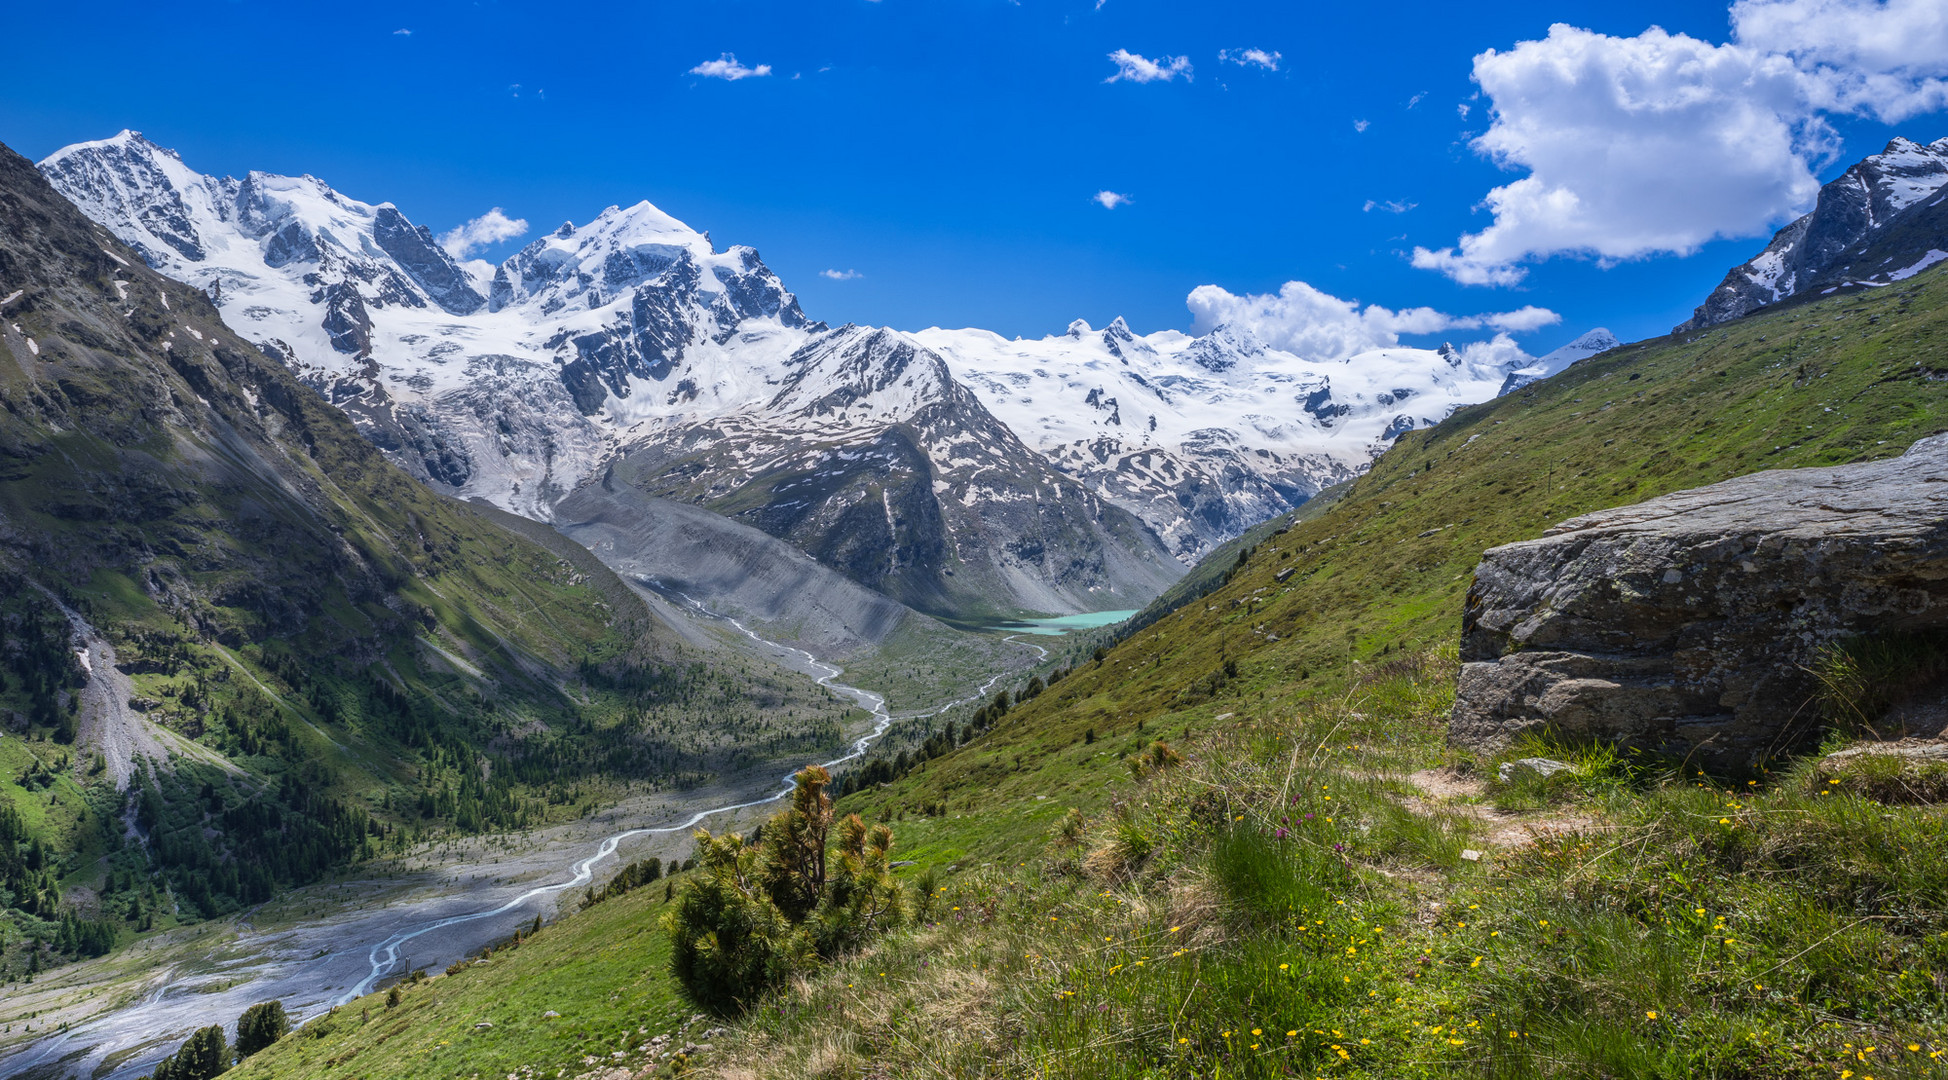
<box><xmin>39</xmin><ymin>132</ymin><xmax>488</xmax><ymax>318</ymax></box>
<box><xmin>1100</xmin><ymin>315</ymin><xmax>1156</xmax><ymax>362</ymax></box>
<box><xmin>1681</xmin><ymin>134</ymin><xmax>1948</xmax><ymax>330</ymax></box>
<box><xmin>771</xmin><ymin>325</ymin><xmax>955</xmax><ymax>421</ymax></box>
<box><xmin>489</xmin><ymin>200</ymin><xmax>713</xmax><ymax>311</ymax></box>
<box><xmin>1859</xmin><ymin>137</ymin><xmax>1948</xmax><ymax>218</ymax></box>
<box><xmin>1497</xmin><ymin>328</ymin><xmax>1618</xmax><ymax>395</ymax></box>
<box><xmin>912</xmin><ymin>314</ymin><xmax>1529</xmax><ymax>557</ymax></box>
<box><xmin>38</xmin><ymin>130</ymin><xmax>223</xmax><ymax>266</ymax></box>
<box><xmin>1055</xmin><ymin>315</ymin><xmax>1157</xmax><ymax>363</ymax></box>
<box><xmin>224</xmin><ymin>170</ymin><xmax>485</xmax><ymax>315</ymax></box>
<box><xmin>1183</xmin><ymin>324</ymin><xmax>1266</xmax><ymax>373</ymax></box>
<box><xmin>1541</xmin><ymin>327</ymin><xmax>1620</xmax><ymax>361</ymax></box>
<box><xmin>594</xmin><ymin>199</ymin><xmax>714</xmax><ymax>249</ymax></box>
<box><xmin>487</xmin><ymin>199</ymin><xmax>809</xmax><ymax>366</ymax></box>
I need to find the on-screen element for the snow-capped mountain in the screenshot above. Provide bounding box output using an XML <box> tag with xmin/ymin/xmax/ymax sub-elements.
<box><xmin>1495</xmin><ymin>328</ymin><xmax>1620</xmax><ymax>395</ymax></box>
<box><xmin>39</xmin><ymin>131</ymin><xmax>1180</xmax><ymax>617</ymax></box>
<box><xmin>913</xmin><ymin>318</ymin><xmax>1529</xmax><ymax>557</ymax></box>
<box><xmin>38</xmin><ymin>130</ymin><xmax>1561</xmax><ymax>615</ymax></box>
<box><xmin>37</xmin><ymin>131</ymin><xmax>815</xmax><ymax>517</ymax></box>
<box><xmin>1679</xmin><ymin>137</ymin><xmax>1948</xmax><ymax>331</ymax></box>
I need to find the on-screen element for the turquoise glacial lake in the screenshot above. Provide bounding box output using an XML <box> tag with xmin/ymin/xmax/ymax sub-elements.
<box><xmin>994</xmin><ymin>609</ymin><xmax>1139</xmax><ymax>636</ymax></box>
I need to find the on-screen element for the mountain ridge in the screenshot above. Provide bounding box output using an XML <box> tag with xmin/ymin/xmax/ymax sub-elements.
<box><xmin>1679</xmin><ymin>135</ymin><xmax>1948</xmax><ymax>331</ymax></box>
<box><xmin>40</xmin><ymin>131</ymin><xmax>1569</xmax><ymax>617</ymax></box>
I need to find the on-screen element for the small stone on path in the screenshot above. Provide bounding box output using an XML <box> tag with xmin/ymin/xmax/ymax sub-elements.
<box><xmin>1497</xmin><ymin>757</ymin><xmax>1573</xmax><ymax>784</ymax></box>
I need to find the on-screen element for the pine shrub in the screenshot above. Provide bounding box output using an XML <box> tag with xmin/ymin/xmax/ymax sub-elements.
<box><xmin>664</xmin><ymin>765</ymin><xmax>906</xmax><ymax>1015</ymax></box>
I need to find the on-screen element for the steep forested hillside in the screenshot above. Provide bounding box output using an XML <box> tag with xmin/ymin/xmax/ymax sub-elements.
<box><xmin>0</xmin><ymin>140</ymin><xmax>852</xmax><ymax>980</ymax></box>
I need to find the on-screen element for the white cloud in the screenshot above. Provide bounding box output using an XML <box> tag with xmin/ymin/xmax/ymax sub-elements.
<box><xmin>1185</xmin><ymin>279</ymin><xmax>1558</xmax><ymax>362</ymax></box>
<box><xmin>1476</xmin><ymin>305</ymin><xmax>1563</xmax><ymax>332</ymax></box>
<box><xmin>1219</xmin><ymin>48</ymin><xmax>1282</xmax><ymax>71</ymax></box>
<box><xmin>1353</xmin><ymin>119</ymin><xmax>1370</xmax><ymax>132</ymax></box>
<box><xmin>1455</xmin><ymin>332</ymin><xmax>1534</xmax><ymax>369</ymax></box>
<box><xmin>1413</xmin><ymin>26</ymin><xmax>1821</xmax><ymax>285</ymax></box>
<box><xmin>821</xmin><ymin>269</ymin><xmax>863</xmax><ymax>280</ymax></box>
<box><xmin>690</xmin><ymin>53</ymin><xmax>773</xmax><ymax>81</ymax></box>
<box><xmin>1105</xmin><ymin>50</ymin><xmax>1193</xmax><ymax>84</ymax></box>
<box><xmin>1732</xmin><ymin>0</ymin><xmax>1948</xmax><ymax>119</ymax></box>
<box><xmin>1416</xmin><ymin>2</ymin><xmax>1948</xmax><ymax>286</ymax></box>
<box><xmin>1457</xmin><ymin>102</ymin><xmax>1471</xmax><ymax>118</ymax></box>
<box><xmin>1094</xmin><ymin>190</ymin><xmax>1132</xmax><ymax>209</ymax></box>
<box><xmin>1363</xmin><ymin>199</ymin><xmax>1418</xmax><ymax>214</ymax></box>
<box><xmin>439</xmin><ymin>208</ymin><xmax>530</xmax><ymax>259</ymax></box>
<box><xmin>1408</xmin><ymin>91</ymin><xmax>1428</xmax><ymax>108</ymax></box>
<box><xmin>393</xmin><ymin>28</ymin><xmax>411</xmax><ymax>35</ymax></box>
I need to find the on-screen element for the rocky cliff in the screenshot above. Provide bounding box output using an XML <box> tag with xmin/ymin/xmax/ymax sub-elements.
<box><xmin>1677</xmin><ymin>136</ymin><xmax>1948</xmax><ymax>332</ymax></box>
<box><xmin>1450</xmin><ymin>434</ymin><xmax>1948</xmax><ymax>766</ymax></box>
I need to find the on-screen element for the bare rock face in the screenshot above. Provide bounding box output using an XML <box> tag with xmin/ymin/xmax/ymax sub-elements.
<box><xmin>1676</xmin><ymin>136</ymin><xmax>1948</xmax><ymax>332</ymax></box>
<box><xmin>1450</xmin><ymin>434</ymin><xmax>1948</xmax><ymax>766</ymax></box>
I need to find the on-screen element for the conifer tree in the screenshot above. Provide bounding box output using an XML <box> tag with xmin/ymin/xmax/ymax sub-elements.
<box><xmin>758</xmin><ymin>765</ymin><xmax>832</xmax><ymax>921</ymax></box>
<box><xmin>234</xmin><ymin>1000</ymin><xmax>288</xmax><ymax>1057</ymax></box>
<box><xmin>146</xmin><ymin>1024</ymin><xmax>227</xmax><ymax>1080</ymax></box>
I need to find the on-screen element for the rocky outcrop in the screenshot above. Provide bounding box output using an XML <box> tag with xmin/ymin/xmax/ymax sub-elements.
<box><xmin>1450</xmin><ymin>434</ymin><xmax>1948</xmax><ymax>766</ymax></box>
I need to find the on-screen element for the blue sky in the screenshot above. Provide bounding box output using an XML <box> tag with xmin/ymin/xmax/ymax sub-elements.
<box><xmin>4</xmin><ymin>0</ymin><xmax>1944</xmax><ymax>355</ymax></box>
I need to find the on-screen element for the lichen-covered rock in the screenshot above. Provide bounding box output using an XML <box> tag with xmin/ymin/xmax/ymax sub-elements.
<box><xmin>1450</xmin><ymin>434</ymin><xmax>1948</xmax><ymax>766</ymax></box>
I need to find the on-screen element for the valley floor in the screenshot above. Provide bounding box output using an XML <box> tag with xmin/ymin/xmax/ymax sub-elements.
<box><xmin>0</xmin><ymin>601</ymin><xmax>1046</xmax><ymax>1080</ymax></box>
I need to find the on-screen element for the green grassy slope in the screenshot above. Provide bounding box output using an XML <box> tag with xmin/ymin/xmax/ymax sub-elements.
<box><xmin>222</xmin><ymin>264</ymin><xmax>1948</xmax><ymax>1078</ymax></box>
<box><xmin>1123</xmin><ymin>477</ymin><xmax>1352</xmax><ymax>638</ymax></box>
<box><xmin>687</xmin><ymin>264</ymin><xmax>1948</xmax><ymax>1078</ymax></box>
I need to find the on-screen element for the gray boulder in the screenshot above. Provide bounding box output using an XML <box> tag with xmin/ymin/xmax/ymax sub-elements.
<box><xmin>1450</xmin><ymin>434</ymin><xmax>1948</xmax><ymax>766</ymax></box>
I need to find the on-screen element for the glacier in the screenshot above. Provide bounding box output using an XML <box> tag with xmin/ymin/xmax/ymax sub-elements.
<box><xmin>39</xmin><ymin>130</ymin><xmax>1577</xmax><ymax>614</ymax></box>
